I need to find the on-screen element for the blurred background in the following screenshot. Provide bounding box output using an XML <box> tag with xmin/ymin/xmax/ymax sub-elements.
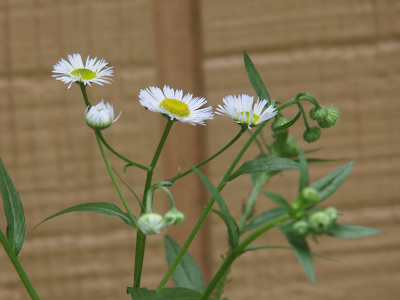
<box><xmin>0</xmin><ymin>0</ymin><xmax>399</xmax><ymax>299</ymax></box>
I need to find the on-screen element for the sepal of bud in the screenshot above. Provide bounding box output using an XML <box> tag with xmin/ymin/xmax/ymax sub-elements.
<box><xmin>307</xmin><ymin>211</ymin><xmax>331</xmax><ymax>234</ymax></box>
<box><xmin>138</xmin><ymin>213</ymin><xmax>165</xmax><ymax>235</ymax></box>
<box><xmin>85</xmin><ymin>100</ymin><xmax>121</xmax><ymax>130</ymax></box>
<box><xmin>291</xmin><ymin>220</ymin><xmax>309</xmax><ymax>238</ymax></box>
<box><xmin>303</xmin><ymin>126</ymin><xmax>321</xmax><ymax>143</ymax></box>
<box><xmin>317</xmin><ymin>107</ymin><xmax>340</xmax><ymax>128</ymax></box>
<box><xmin>164</xmin><ymin>208</ymin><xmax>185</xmax><ymax>226</ymax></box>
<box><xmin>301</xmin><ymin>187</ymin><xmax>321</xmax><ymax>206</ymax></box>
<box><xmin>309</xmin><ymin>106</ymin><xmax>328</xmax><ymax>121</ymax></box>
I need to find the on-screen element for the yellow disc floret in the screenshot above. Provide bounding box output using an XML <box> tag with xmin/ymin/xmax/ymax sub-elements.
<box><xmin>160</xmin><ymin>98</ymin><xmax>190</xmax><ymax>118</ymax></box>
<box><xmin>71</xmin><ymin>68</ymin><xmax>97</xmax><ymax>80</ymax></box>
<box><xmin>238</xmin><ymin>111</ymin><xmax>259</xmax><ymax>124</ymax></box>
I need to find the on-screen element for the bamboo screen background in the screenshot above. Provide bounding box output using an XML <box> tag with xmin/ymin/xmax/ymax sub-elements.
<box><xmin>0</xmin><ymin>1</ymin><xmax>399</xmax><ymax>299</ymax></box>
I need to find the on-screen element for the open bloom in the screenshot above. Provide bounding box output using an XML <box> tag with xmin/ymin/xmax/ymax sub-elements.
<box><xmin>53</xmin><ymin>53</ymin><xmax>113</xmax><ymax>88</ymax></box>
<box><xmin>139</xmin><ymin>85</ymin><xmax>213</xmax><ymax>125</ymax></box>
<box><xmin>216</xmin><ymin>94</ymin><xmax>277</xmax><ymax>129</ymax></box>
<box><xmin>85</xmin><ymin>100</ymin><xmax>121</xmax><ymax>130</ymax></box>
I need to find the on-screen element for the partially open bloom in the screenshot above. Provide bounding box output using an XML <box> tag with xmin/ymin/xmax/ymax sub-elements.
<box><xmin>53</xmin><ymin>53</ymin><xmax>113</xmax><ymax>88</ymax></box>
<box><xmin>85</xmin><ymin>100</ymin><xmax>121</xmax><ymax>130</ymax></box>
<box><xmin>216</xmin><ymin>94</ymin><xmax>277</xmax><ymax>129</ymax></box>
<box><xmin>138</xmin><ymin>213</ymin><xmax>166</xmax><ymax>235</ymax></box>
<box><xmin>139</xmin><ymin>85</ymin><xmax>213</xmax><ymax>125</ymax></box>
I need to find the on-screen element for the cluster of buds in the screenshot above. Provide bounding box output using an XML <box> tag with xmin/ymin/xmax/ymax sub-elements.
<box><xmin>138</xmin><ymin>208</ymin><xmax>185</xmax><ymax>235</ymax></box>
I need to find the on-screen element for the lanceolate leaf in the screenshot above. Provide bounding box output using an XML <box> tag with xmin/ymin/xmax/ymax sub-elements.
<box><xmin>298</xmin><ymin>150</ymin><xmax>309</xmax><ymax>192</ymax></box>
<box><xmin>0</xmin><ymin>158</ymin><xmax>26</xmax><ymax>255</ymax></box>
<box><xmin>311</xmin><ymin>162</ymin><xmax>354</xmax><ymax>202</ymax></box>
<box><xmin>244</xmin><ymin>51</ymin><xmax>271</xmax><ymax>102</ymax></box>
<box><xmin>126</xmin><ymin>287</ymin><xmax>201</xmax><ymax>300</ymax></box>
<box><xmin>272</xmin><ymin>107</ymin><xmax>302</xmax><ymax>131</ymax></box>
<box><xmin>244</xmin><ymin>207</ymin><xmax>287</xmax><ymax>232</ymax></box>
<box><xmin>228</xmin><ymin>157</ymin><xmax>300</xmax><ymax>182</ymax></box>
<box><xmin>328</xmin><ymin>223</ymin><xmax>382</xmax><ymax>239</ymax></box>
<box><xmin>34</xmin><ymin>202</ymin><xmax>136</xmax><ymax>229</ymax></box>
<box><xmin>164</xmin><ymin>235</ymin><xmax>205</xmax><ymax>293</ymax></box>
<box><xmin>261</xmin><ymin>191</ymin><xmax>291</xmax><ymax>211</ymax></box>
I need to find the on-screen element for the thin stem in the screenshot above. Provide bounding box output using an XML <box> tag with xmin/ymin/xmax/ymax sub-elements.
<box><xmin>0</xmin><ymin>228</ymin><xmax>41</xmax><ymax>300</ymax></box>
<box><xmin>134</xmin><ymin>118</ymin><xmax>174</xmax><ymax>288</ymax></box>
<box><xmin>97</xmin><ymin>131</ymin><xmax>149</xmax><ymax>171</ymax></box>
<box><xmin>94</xmin><ymin>131</ymin><xmax>138</xmax><ymax>229</ymax></box>
<box><xmin>79</xmin><ymin>83</ymin><xmax>91</xmax><ymax>107</ymax></box>
<box><xmin>156</xmin><ymin>121</ymin><xmax>270</xmax><ymax>293</ymax></box>
<box><xmin>298</xmin><ymin>103</ymin><xmax>311</xmax><ymax>130</ymax></box>
<box><xmin>276</xmin><ymin>98</ymin><xmax>298</xmax><ymax>112</ymax></box>
<box><xmin>167</xmin><ymin>128</ymin><xmax>246</xmax><ymax>183</ymax></box>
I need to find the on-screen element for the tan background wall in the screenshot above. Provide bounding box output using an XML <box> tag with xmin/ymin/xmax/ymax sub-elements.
<box><xmin>0</xmin><ymin>0</ymin><xmax>399</xmax><ymax>299</ymax></box>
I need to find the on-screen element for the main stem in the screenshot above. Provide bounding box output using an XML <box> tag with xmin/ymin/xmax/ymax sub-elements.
<box><xmin>0</xmin><ymin>228</ymin><xmax>41</xmax><ymax>300</ymax></box>
<box><xmin>134</xmin><ymin>119</ymin><xmax>174</xmax><ymax>287</ymax></box>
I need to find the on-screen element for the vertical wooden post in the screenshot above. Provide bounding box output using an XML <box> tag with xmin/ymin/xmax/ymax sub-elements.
<box><xmin>154</xmin><ymin>0</ymin><xmax>211</xmax><ymax>281</ymax></box>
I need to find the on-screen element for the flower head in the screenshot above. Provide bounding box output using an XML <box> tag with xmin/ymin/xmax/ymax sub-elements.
<box><xmin>85</xmin><ymin>100</ymin><xmax>121</xmax><ymax>130</ymax></box>
<box><xmin>139</xmin><ymin>85</ymin><xmax>213</xmax><ymax>126</ymax></box>
<box><xmin>138</xmin><ymin>213</ymin><xmax>166</xmax><ymax>235</ymax></box>
<box><xmin>216</xmin><ymin>94</ymin><xmax>277</xmax><ymax>129</ymax></box>
<box><xmin>53</xmin><ymin>53</ymin><xmax>113</xmax><ymax>88</ymax></box>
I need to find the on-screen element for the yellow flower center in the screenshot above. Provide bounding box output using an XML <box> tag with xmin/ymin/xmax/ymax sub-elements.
<box><xmin>160</xmin><ymin>98</ymin><xmax>190</xmax><ymax>118</ymax></box>
<box><xmin>71</xmin><ymin>68</ymin><xmax>97</xmax><ymax>80</ymax></box>
<box><xmin>239</xmin><ymin>111</ymin><xmax>259</xmax><ymax>124</ymax></box>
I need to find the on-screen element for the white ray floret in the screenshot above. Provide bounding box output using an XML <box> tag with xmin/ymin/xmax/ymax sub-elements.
<box><xmin>216</xmin><ymin>94</ymin><xmax>277</xmax><ymax>129</ymax></box>
<box><xmin>53</xmin><ymin>53</ymin><xmax>113</xmax><ymax>88</ymax></box>
<box><xmin>85</xmin><ymin>100</ymin><xmax>121</xmax><ymax>130</ymax></box>
<box><xmin>139</xmin><ymin>85</ymin><xmax>213</xmax><ymax>126</ymax></box>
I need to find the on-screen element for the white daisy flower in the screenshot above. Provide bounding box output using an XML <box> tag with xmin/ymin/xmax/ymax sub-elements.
<box><xmin>216</xmin><ymin>94</ymin><xmax>278</xmax><ymax>129</ymax></box>
<box><xmin>52</xmin><ymin>53</ymin><xmax>113</xmax><ymax>89</ymax></box>
<box><xmin>85</xmin><ymin>100</ymin><xmax>121</xmax><ymax>130</ymax></box>
<box><xmin>139</xmin><ymin>85</ymin><xmax>213</xmax><ymax>126</ymax></box>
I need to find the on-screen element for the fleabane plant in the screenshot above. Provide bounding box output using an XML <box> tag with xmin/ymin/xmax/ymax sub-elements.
<box><xmin>0</xmin><ymin>51</ymin><xmax>381</xmax><ymax>300</ymax></box>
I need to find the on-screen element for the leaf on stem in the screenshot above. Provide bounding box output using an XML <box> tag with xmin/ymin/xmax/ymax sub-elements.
<box><xmin>188</xmin><ymin>162</ymin><xmax>239</xmax><ymax>248</ymax></box>
<box><xmin>0</xmin><ymin>157</ymin><xmax>26</xmax><ymax>255</ymax></box>
<box><xmin>244</xmin><ymin>207</ymin><xmax>287</xmax><ymax>232</ymax></box>
<box><xmin>327</xmin><ymin>223</ymin><xmax>382</xmax><ymax>239</ymax></box>
<box><xmin>126</xmin><ymin>287</ymin><xmax>201</xmax><ymax>300</ymax></box>
<box><xmin>311</xmin><ymin>162</ymin><xmax>354</xmax><ymax>202</ymax></box>
<box><xmin>244</xmin><ymin>51</ymin><xmax>270</xmax><ymax>102</ymax></box>
<box><xmin>298</xmin><ymin>150</ymin><xmax>309</xmax><ymax>192</ymax></box>
<box><xmin>34</xmin><ymin>202</ymin><xmax>136</xmax><ymax>229</ymax></box>
<box><xmin>272</xmin><ymin>107</ymin><xmax>302</xmax><ymax>130</ymax></box>
<box><xmin>261</xmin><ymin>191</ymin><xmax>291</xmax><ymax>211</ymax></box>
<box><xmin>228</xmin><ymin>157</ymin><xmax>300</xmax><ymax>182</ymax></box>
<box><xmin>164</xmin><ymin>235</ymin><xmax>206</xmax><ymax>293</ymax></box>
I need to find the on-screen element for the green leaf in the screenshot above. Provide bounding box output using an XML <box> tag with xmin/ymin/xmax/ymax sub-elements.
<box><xmin>328</xmin><ymin>223</ymin><xmax>382</xmax><ymax>239</ymax></box>
<box><xmin>0</xmin><ymin>157</ymin><xmax>25</xmax><ymax>255</ymax></box>
<box><xmin>244</xmin><ymin>51</ymin><xmax>270</xmax><ymax>102</ymax></box>
<box><xmin>228</xmin><ymin>157</ymin><xmax>300</xmax><ymax>182</ymax></box>
<box><xmin>272</xmin><ymin>107</ymin><xmax>302</xmax><ymax>131</ymax></box>
<box><xmin>188</xmin><ymin>162</ymin><xmax>239</xmax><ymax>248</ymax></box>
<box><xmin>35</xmin><ymin>202</ymin><xmax>136</xmax><ymax>229</ymax></box>
<box><xmin>164</xmin><ymin>235</ymin><xmax>206</xmax><ymax>293</ymax></box>
<box><xmin>244</xmin><ymin>207</ymin><xmax>287</xmax><ymax>232</ymax></box>
<box><xmin>126</xmin><ymin>287</ymin><xmax>201</xmax><ymax>300</ymax></box>
<box><xmin>261</xmin><ymin>191</ymin><xmax>291</xmax><ymax>211</ymax></box>
<box><xmin>311</xmin><ymin>162</ymin><xmax>354</xmax><ymax>202</ymax></box>
<box><xmin>299</xmin><ymin>150</ymin><xmax>309</xmax><ymax>192</ymax></box>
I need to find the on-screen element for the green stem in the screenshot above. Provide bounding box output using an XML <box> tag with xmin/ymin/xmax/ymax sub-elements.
<box><xmin>79</xmin><ymin>83</ymin><xmax>91</xmax><ymax>107</ymax></box>
<box><xmin>134</xmin><ymin>119</ymin><xmax>174</xmax><ymax>288</ymax></box>
<box><xmin>0</xmin><ymin>228</ymin><xmax>41</xmax><ymax>300</ymax></box>
<box><xmin>298</xmin><ymin>103</ymin><xmax>311</xmax><ymax>130</ymax></box>
<box><xmin>276</xmin><ymin>98</ymin><xmax>298</xmax><ymax>112</ymax></box>
<box><xmin>94</xmin><ymin>131</ymin><xmax>138</xmax><ymax>229</ymax></box>
<box><xmin>167</xmin><ymin>128</ymin><xmax>246</xmax><ymax>183</ymax></box>
<box><xmin>156</xmin><ymin>121</ymin><xmax>270</xmax><ymax>293</ymax></box>
<box><xmin>97</xmin><ymin>131</ymin><xmax>149</xmax><ymax>171</ymax></box>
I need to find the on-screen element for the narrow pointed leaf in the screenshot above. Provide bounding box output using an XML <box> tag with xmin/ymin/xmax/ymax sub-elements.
<box><xmin>311</xmin><ymin>162</ymin><xmax>354</xmax><ymax>202</ymax></box>
<box><xmin>0</xmin><ymin>158</ymin><xmax>25</xmax><ymax>255</ymax></box>
<box><xmin>328</xmin><ymin>223</ymin><xmax>382</xmax><ymax>239</ymax></box>
<box><xmin>164</xmin><ymin>235</ymin><xmax>205</xmax><ymax>293</ymax></box>
<box><xmin>244</xmin><ymin>51</ymin><xmax>270</xmax><ymax>102</ymax></box>
<box><xmin>244</xmin><ymin>207</ymin><xmax>287</xmax><ymax>232</ymax></box>
<box><xmin>228</xmin><ymin>157</ymin><xmax>300</xmax><ymax>182</ymax></box>
<box><xmin>35</xmin><ymin>202</ymin><xmax>136</xmax><ymax>229</ymax></box>
<box><xmin>126</xmin><ymin>287</ymin><xmax>201</xmax><ymax>300</ymax></box>
<box><xmin>299</xmin><ymin>150</ymin><xmax>309</xmax><ymax>192</ymax></box>
<box><xmin>188</xmin><ymin>162</ymin><xmax>239</xmax><ymax>248</ymax></box>
<box><xmin>272</xmin><ymin>107</ymin><xmax>302</xmax><ymax>130</ymax></box>
<box><xmin>261</xmin><ymin>191</ymin><xmax>291</xmax><ymax>211</ymax></box>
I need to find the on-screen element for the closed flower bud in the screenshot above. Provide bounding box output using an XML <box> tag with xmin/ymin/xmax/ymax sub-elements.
<box><xmin>303</xmin><ymin>126</ymin><xmax>321</xmax><ymax>143</ymax></box>
<box><xmin>271</xmin><ymin>115</ymin><xmax>289</xmax><ymax>135</ymax></box>
<box><xmin>283</xmin><ymin>135</ymin><xmax>300</xmax><ymax>157</ymax></box>
<box><xmin>301</xmin><ymin>187</ymin><xmax>320</xmax><ymax>205</ymax></box>
<box><xmin>138</xmin><ymin>213</ymin><xmax>165</xmax><ymax>235</ymax></box>
<box><xmin>85</xmin><ymin>100</ymin><xmax>121</xmax><ymax>130</ymax></box>
<box><xmin>292</xmin><ymin>220</ymin><xmax>309</xmax><ymax>238</ymax></box>
<box><xmin>309</xmin><ymin>106</ymin><xmax>328</xmax><ymax>121</ymax></box>
<box><xmin>308</xmin><ymin>211</ymin><xmax>331</xmax><ymax>234</ymax></box>
<box><xmin>324</xmin><ymin>207</ymin><xmax>338</xmax><ymax>223</ymax></box>
<box><xmin>317</xmin><ymin>107</ymin><xmax>340</xmax><ymax>128</ymax></box>
<box><xmin>164</xmin><ymin>209</ymin><xmax>185</xmax><ymax>226</ymax></box>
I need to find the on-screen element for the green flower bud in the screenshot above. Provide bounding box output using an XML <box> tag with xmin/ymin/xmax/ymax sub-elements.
<box><xmin>303</xmin><ymin>126</ymin><xmax>321</xmax><ymax>143</ymax></box>
<box><xmin>292</xmin><ymin>220</ymin><xmax>309</xmax><ymax>238</ymax></box>
<box><xmin>324</xmin><ymin>207</ymin><xmax>338</xmax><ymax>223</ymax></box>
<box><xmin>317</xmin><ymin>107</ymin><xmax>340</xmax><ymax>128</ymax></box>
<box><xmin>271</xmin><ymin>115</ymin><xmax>289</xmax><ymax>135</ymax></box>
<box><xmin>138</xmin><ymin>213</ymin><xmax>165</xmax><ymax>235</ymax></box>
<box><xmin>164</xmin><ymin>209</ymin><xmax>185</xmax><ymax>226</ymax></box>
<box><xmin>282</xmin><ymin>135</ymin><xmax>300</xmax><ymax>157</ymax></box>
<box><xmin>308</xmin><ymin>211</ymin><xmax>331</xmax><ymax>234</ymax></box>
<box><xmin>301</xmin><ymin>187</ymin><xmax>321</xmax><ymax>206</ymax></box>
<box><xmin>309</xmin><ymin>106</ymin><xmax>328</xmax><ymax>121</ymax></box>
